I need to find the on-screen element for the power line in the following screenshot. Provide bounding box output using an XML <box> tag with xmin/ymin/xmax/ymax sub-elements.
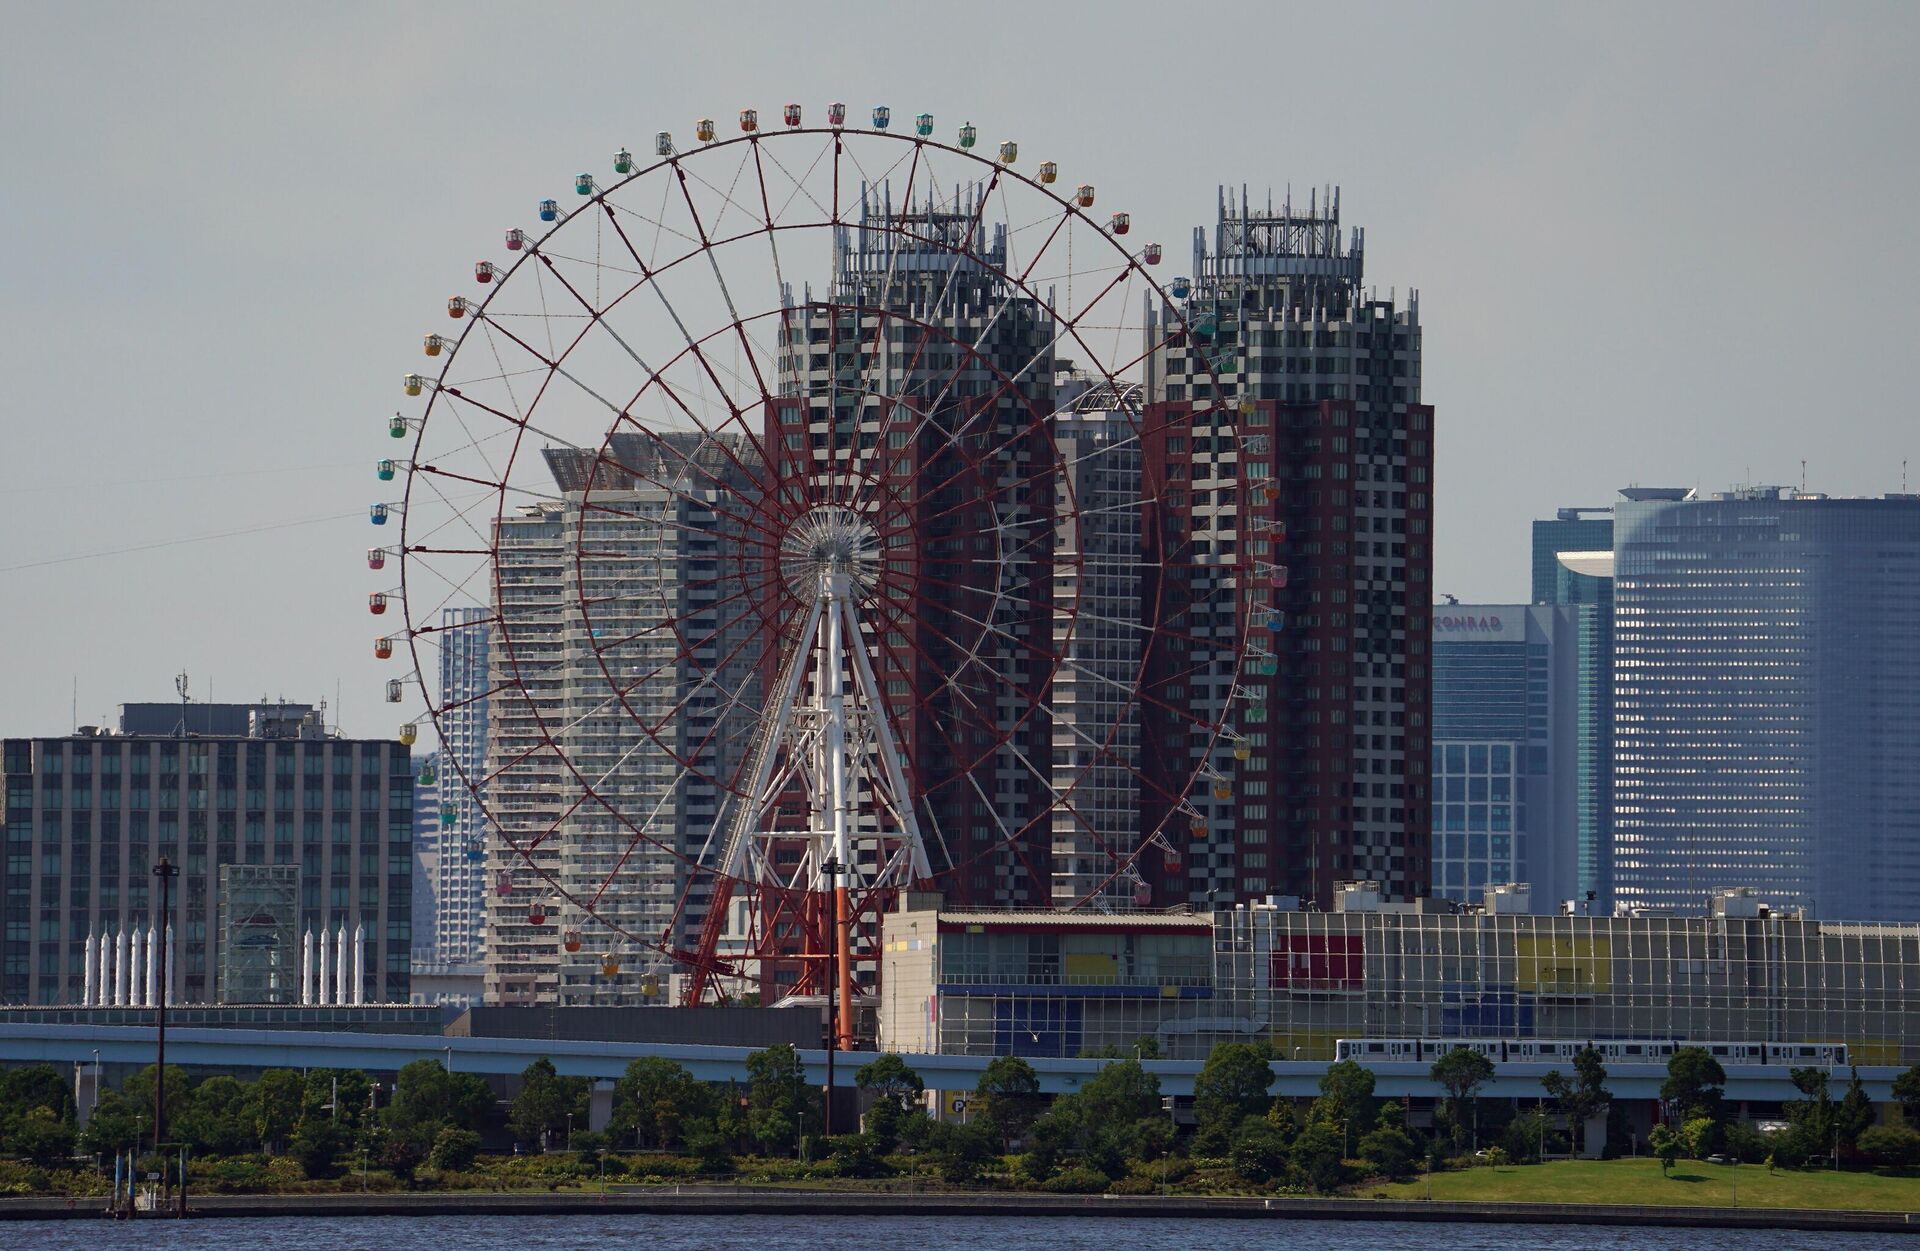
<box><xmin>1</xmin><ymin>510</ymin><xmax>362</xmax><ymax>573</ymax></box>
<box><xmin>6</xmin><ymin>459</ymin><xmax>366</xmax><ymax>495</ymax></box>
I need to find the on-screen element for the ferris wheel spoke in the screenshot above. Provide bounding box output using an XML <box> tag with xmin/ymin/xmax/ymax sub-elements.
<box><xmin>587</xmin><ymin>429</ymin><xmax>791</xmax><ymax>541</ymax></box>
<box><xmin>403</xmin><ymin>471</ymin><xmax>502</xmax><ymax>554</ymax></box>
<box><xmin>606</xmin><ymin>584</ymin><xmax>785</xmax><ymax>737</ymax></box>
<box><xmin>597</xmin><ymin>203</ymin><xmax>783</xmax><ymax>407</ymax></box>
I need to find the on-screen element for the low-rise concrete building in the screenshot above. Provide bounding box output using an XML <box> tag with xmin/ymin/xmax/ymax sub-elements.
<box><xmin>882</xmin><ymin>884</ymin><xmax>1920</xmax><ymax>1064</ymax></box>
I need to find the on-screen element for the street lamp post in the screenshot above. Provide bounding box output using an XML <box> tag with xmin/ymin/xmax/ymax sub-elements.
<box><xmin>821</xmin><ymin>858</ymin><xmax>842</xmax><ymax>1141</ymax></box>
<box><xmin>151</xmin><ymin>856</ymin><xmax>178</xmax><ymax>1217</ymax></box>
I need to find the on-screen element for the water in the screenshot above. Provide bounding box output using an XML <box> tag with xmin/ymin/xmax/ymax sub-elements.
<box><xmin>0</xmin><ymin>1215</ymin><xmax>1898</xmax><ymax>1251</ymax></box>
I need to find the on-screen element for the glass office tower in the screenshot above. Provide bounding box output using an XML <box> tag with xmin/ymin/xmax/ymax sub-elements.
<box><xmin>1611</xmin><ymin>487</ymin><xmax>1920</xmax><ymax>920</ymax></box>
<box><xmin>1431</xmin><ymin>605</ymin><xmax>1582</xmax><ymax>905</ymax></box>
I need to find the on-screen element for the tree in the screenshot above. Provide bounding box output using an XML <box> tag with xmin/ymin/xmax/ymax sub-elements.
<box><xmin>975</xmin><ymin>1055</ymin><xmax>1044</xmax><ymax>1152</ymax></box>
<box><xmin>1649</xmin><ymin>1124</ymin><xmax>1679</xmax><ymax>1175</ymax></box>
<box><xmin>1024</xmin><ymin>1061</ymin><xmax>1162</xmax><ymax>1181</ymax></box>
<box><xmin>7</xmin><ymin>1105</ymin><xmax>76</xmax><ymax>1166</ymax></box>
<box><xmin>1430</xmin><ymin>1047</ymin><xmax>1496</xmax><ymax>1150</ymax></box>
<box><xmin>291</xmin><ymin>1116</ymin><xmax>348</xmax><ymax>1179</ymax></box>
<box><xmin>174</xmin><ymin>1075</ymin><xmax>252</xmax><ymax>1157</ymax></box>
<box><xmin>1074</xmin><ymin>1059</ymin><xmax>1161</xmax><ymax>1140</ymax></box>
<box><xmin>1192</xmin><ymin>1043</ymin><xmax>1274</xmax><ymax>1154</ymax></box>
<box><xmin>854</xmin><ymin>1054</ymin><xmax>923</xmax><ymax>1149</ymax></box>
<box><xmin>1892</xmin><ymin>1064</ymin><xmax>1920</xmax><ymax>1126</ymax></box>
<box><xmin>1</xmin><ymin>1064</ymin><xmax>75</xmax><ymax>1123</ymax></box>
<box><xmin>1542</xmin><ymin>1047</ymin><xmax>1611</xmax><ymax>1157</ymax></box>
<box><xmin>78</xmin><ymin>1090</ymin><xmax>143</xmax><ymax>1156</ymax></box>
<box><xmin>510</xmin><ymin>1057</ymin><xmax>588</xmax><ymax>1151</ymax></box>
<box><xmin>686</xmin><ymin>1120</ymin><xmax>734</xmax><ymax>1174</ymax></box>
<box><xmin>1502</xmin><ymin>1108</ymin><xmax>1553</xmax><ymax>1164</ymax></box>
<box><xmin>921</xmin><ymin>1120</ymin><xmax>994</xmax><ymax>1184</ymax></box>
<box><xmin>1290</xmin><ymin>1122</ymin><xmax>1347</xmax><ymax>1192</ymax></box>
<box><xmin>121</xmin><ymin>1063</ymin><xmax>191</xmax><ymax>1131</ymax></box>
<box><xmin>1837</xmin><ymin>1068</ymin><xmax>1874</xmax><ymax>1159</ymax></box>
<box><xmin>379</xmin><ymin>1132</ymin><xmax>427</xmax><ymax>1184</ymax></box>
<box><xmin>1309</xmin><ymin>1059</ymin><xmax>1377</xmax><ymax>1155</ymax></box>
<box><xmin>245</xmin><ymin>1069</ymin><xmax>304</xmax><ymax>1153</ymax></box>
<box><xmin>1858</xmin><ymin>1124</ymin><xmax>1920</xmax><ymax>1168</ymax></box>
<box><xmin>387</xmin><ymin>1059</ymin><xmax>493</xmax><ymax>1147</ymax></box>
<box><xmin>301</xmin><ymin>1068</ymin><xmax>371</xmax><ymax>1131</ymax></box>
<box><xmin>1680</xmin><ymin>1116</ymin><xmax>1718</xmax><ymax>1161</ymax></box>
<box><xmin>612</xmin><ymin>1056</ymin><xmax>709</xmax><ymax>1149</ymax></box>
<box><xmin>744</xmin><ymin>1043</ymin><xmax>818</xmax><ymax>1156</ymax></box>
<box><xmin>1021</xmin><ymin>1114</ymin><xmax>1066</xmax><ymax>1182</ymax></box>
<box><xmin>1661</xmin><ymin>1048</ymin><xmax>1727</xmax><ymax>1125</ymax></box>
<box><xmin>0</xmin><ymin>1065</ymin><xmax>78</xmax><ymax>1166</ymax></box>
<box><xmin>1229</xmin><ymin>1118</ymin><xmax>1290</xmax><ymax>1183</ymax></box>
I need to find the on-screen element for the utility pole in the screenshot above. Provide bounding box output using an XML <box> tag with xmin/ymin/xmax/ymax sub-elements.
<box><xmin>151</xmin><ymin>856</ymin><xmax>178</xmax><ymax>1217</ymax></box>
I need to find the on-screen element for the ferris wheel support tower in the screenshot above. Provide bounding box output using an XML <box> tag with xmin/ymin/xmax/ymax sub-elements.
<box><xmin>684</xmin><ymin>507</ymin><xmax>930</xmax><ymax>1029</ymax></box>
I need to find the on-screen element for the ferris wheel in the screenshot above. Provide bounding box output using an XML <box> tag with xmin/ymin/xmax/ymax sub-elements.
<box><xmin>372</xmin><ymin>103</ymin><xmax>1243</xmax><ymax>1015</ymax></box>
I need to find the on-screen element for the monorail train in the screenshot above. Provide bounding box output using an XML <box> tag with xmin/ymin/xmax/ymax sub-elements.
<box><xmin>1333</xmin><ymin>1038</ymin><xmax>1849</xmax><ymax>1066</ymax></box>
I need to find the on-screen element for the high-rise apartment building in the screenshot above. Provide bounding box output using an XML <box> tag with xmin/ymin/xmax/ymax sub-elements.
<box><xmin>482</xmin><ymin>436</ymin><xmax>757</xmax><ymax>1005</ymax></box>
<box><xmin>1531</xmin><ymin>508</ymin><xmax>1615</xmax><ymax>902</ymax></box>
<box><xmin>1</xmin><ymin>701</ymin><xmax>412</xmax><ymax>1005</ymax></box>
<box><xmin>432</xmin><ymin>608</ymin><xmax>489</xmax><ymax>963</ymax></box>
<box><xmin>1430</xmin><ymin>604</ymin><xmax>1583</xmax><ymax>906</ymax></box>
<box><xmin>1048</xmin><ymin>385</ymin><xmax>1145</xmax><ymax>910</ymax></box>
<box><xmin>485</xmin><ymin>501</ymin><xmax>566</xmax><ymax>1003</ymax></box>
<box><xmin>770</xmin><ymin>187</ymin><xmax>1058</xmax><ymax>914</ymax></box>
<box><xmin>1611</xmin><ymin>487</ymin><xmax>1920</xmax><ymax>920</ymax></box>
<box><xmin>1140</xmin><ymin>187</ymin><xmax>1434</xmax><ymax>907</ymax></box>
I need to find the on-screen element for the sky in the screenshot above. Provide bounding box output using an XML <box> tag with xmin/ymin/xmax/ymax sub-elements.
<box><xmin>2</xmin><ymin>1</ymin><xmax>1916</xmax><ymax>739</ymax></box>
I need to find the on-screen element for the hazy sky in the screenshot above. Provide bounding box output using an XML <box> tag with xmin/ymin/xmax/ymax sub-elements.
<box><xmin>3</xmin><ymin>1</ymin><xmax>1916</xmax><ymax>738</ymax></box>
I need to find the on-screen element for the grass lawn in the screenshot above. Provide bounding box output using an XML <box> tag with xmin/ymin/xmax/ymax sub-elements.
<box><xmin>1375</xmin><ymin>1157</ymin><xmax>1920</xmax><ymax>1212</ymax></box>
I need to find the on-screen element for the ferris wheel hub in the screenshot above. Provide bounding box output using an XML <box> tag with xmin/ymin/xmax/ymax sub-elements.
<box><xmin>780</xmin><ymin>505</ymin><xmax>881</xmax><ymax>600</ymax></box>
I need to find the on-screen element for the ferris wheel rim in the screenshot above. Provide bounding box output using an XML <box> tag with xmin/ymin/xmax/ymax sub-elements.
<box><xmin>390</xmin><ymin>114</ymin><xmax>1244</xmax><ymax>967</ymax></box>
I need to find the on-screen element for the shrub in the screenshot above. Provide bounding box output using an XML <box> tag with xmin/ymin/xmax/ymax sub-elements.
<box><xmin>1680</xmin><ymin>1116</ymin><xmax>1720</xmax><ymax>1160</ymax></box>
<box><xmin>1356</xmin><ymin>1125</ymin><xmax>1417</xmax><ymax>1180</ymax></box>
<box><xmin>1859</xmin><ymin>1124</ymin><xmax>1920</xmax><ymax>1168</ymax></box>
<box><xmin>1042</xmin><ymin>1165</ymin><xmax>1111</xmax><ymax>1194</ymax></box>
<box><xmin>199</xmin><ymin>1156</ymin><xmax>273</xmax><ymax>1194</ymax></box>
<box><xmin>429</xmin><ymin>1127</ymin><xmax>482</xmax><ymax>1172</ymax></box>
<box><xmin>1107</xmin><ymin>1174</ymin><xmax>1158</xmax><ymax>1195</ymax></box>
<box><xmin>827</xmin><ymin>1133</ymin><xmax>891</xmax><ymax>1179</ymax></box>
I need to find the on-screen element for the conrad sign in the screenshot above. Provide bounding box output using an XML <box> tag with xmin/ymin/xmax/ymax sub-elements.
<box><xmin>1433</xmin><ymin>608</ymin><xmax>1525</xmax><ymax>642</ymax></box>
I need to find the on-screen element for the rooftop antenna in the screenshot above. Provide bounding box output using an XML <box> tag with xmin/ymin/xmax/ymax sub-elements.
<box><xmin>1800</xmin><ymin>459</ymin><xmax>1807</xmax><ymax>494</ymax></box>
<box><xmin>70</xmin><ymin>676</ymin><xmax>77</xmax><ymax>734</ymax></box>
<box><xmin>174</xmin><ymin>671</ymin><xmax>190</xmax><ymax>739</ymax></box>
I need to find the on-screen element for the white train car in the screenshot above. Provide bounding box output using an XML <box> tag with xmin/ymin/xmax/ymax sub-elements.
<box><xmin>1333</xmin><ymin>1037</ymin><xmax>1848</xmax><ymax>1067</ymax></box>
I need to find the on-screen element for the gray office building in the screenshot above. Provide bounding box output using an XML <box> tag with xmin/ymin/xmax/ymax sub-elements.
<box><xmin>1611</xmin><ymin>487</ymin><xmax>1920</xmax><ymax>920</ymax></box>
<box><xmin>1430</xmin><ymin>604</ymin><xmax>1583</xmax><ymax>906</ymax></box>
<box><xmin>1532</xmin><ymin>508</ymin><xmax>1616</xmax><ymax>903</ymax></box>
<box><xmin>2</xmin><ymin>701</ymin><xmax>413</xmax><ymax>1005</ymax></box>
